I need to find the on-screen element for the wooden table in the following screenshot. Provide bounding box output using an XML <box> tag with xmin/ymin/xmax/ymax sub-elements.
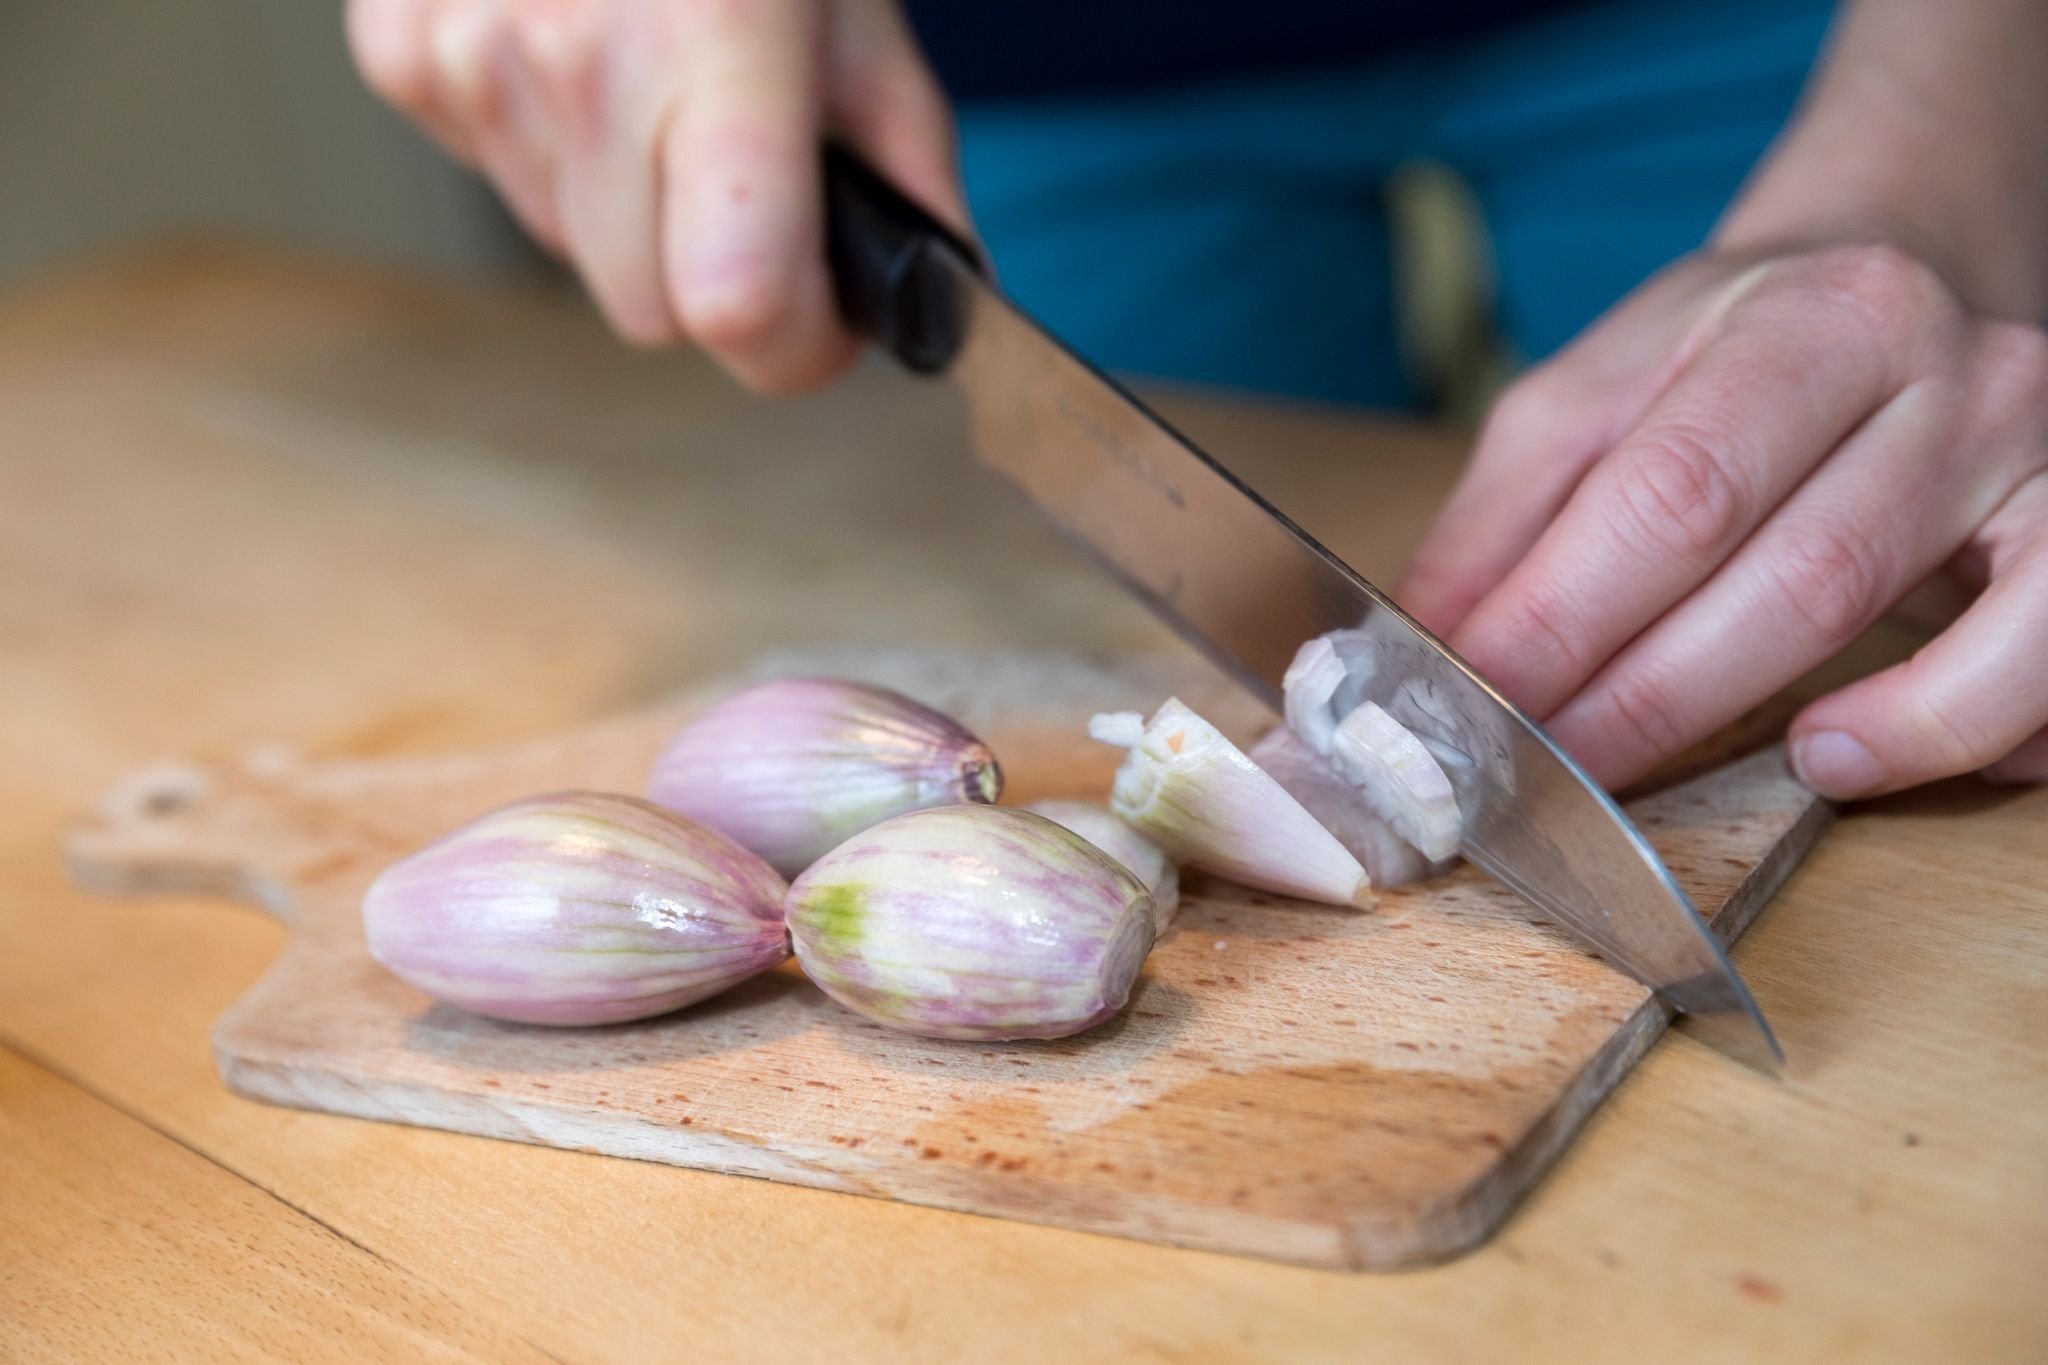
<box><xmin>1</xmin><ymin>247</ymin><xmax>2041</xmax><ymax>1364</ymax></box>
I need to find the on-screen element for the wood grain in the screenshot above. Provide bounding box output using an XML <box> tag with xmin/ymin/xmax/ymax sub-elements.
<box><xmin>66</xmin><ymin>648</ymin><xmax>1828</xmax><ymax>1270</ymax></box>
<box><xmin>2</xmin><ymin>247</ymin><xmax>2042</xmax><ymax>1361</ymax></box>
<box><xmin>0</xmin><ymin>1047</ymin><xmax>553</xmax><ymax>1364</ymax></box>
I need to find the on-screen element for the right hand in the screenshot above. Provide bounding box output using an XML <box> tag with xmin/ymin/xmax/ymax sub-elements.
<box><xmin>346</xmin><ymin>0</ymin><xmax>967</xmax><ymax>392</ymax></box>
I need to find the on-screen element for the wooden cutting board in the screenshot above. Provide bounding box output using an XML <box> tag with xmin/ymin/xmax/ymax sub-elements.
<box><xmin>64</xmin><ymin>648</ymin><xmax>1829</xmax><ymax>1271</ymax></box>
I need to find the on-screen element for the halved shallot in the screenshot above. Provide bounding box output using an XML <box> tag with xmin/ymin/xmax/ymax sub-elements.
<box><xmin>1089</xmin><ymin>699</ymin><xmax>1371</xmax><ymax>908</ymax></box>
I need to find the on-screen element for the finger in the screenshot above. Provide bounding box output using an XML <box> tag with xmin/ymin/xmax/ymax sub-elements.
<box><xmin>1544</xmin><ymin>372</ymin><xmax>1997</xmax><ymax>788</ymax></box>
<box><xmin>1396</xmin><ymin>365</ymin><xmax>1625</xmax><ymax>636</ymax></box>
<box><xmin>516</xmin><ymin>2</ymin><xmax>680</xmax><ymax>344</ymax></box>
<box><xmin>825</xmin><ymin>0</ymin><xmax>970</xmax><ymax>236</ymax></box>
<box><xmin>1983</xmin><ymin>725</ymin><xmax>2048</xmax><ymax>784</ymax></box>
<box><xmin>433</xmin><ymin>2</ymin><xmax>566</xmax><ymax>251</ymax></box>
<box><xmin>346</xmin><ymin>0</ymin><xmax>476</xmax><ymax>160</ymax></box>
<box><xmin>1396</xmin><ymin>259</ymin><xmax>1744</xmax><ymax>636</ymax></box>
<box><xmin>1790</xmin><ymin>471</ymin><xmax>2048</xmax><ymax>798</ymax></box>
<box><xmin>661</xmin><ymin>0</ymin><xmax>855</xmax><ymax>392</ymax></box>
<box><xmin>1449</xmin><ymin>259</ymin><xmax>1942</xmax><ymax>718</ymax></box>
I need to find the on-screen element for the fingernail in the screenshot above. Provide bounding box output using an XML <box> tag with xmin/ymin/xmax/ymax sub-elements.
<box><xmin>1792</xmin><ymin>730</ymin><xmax>1886</xmax><ymax>799</ymax></box>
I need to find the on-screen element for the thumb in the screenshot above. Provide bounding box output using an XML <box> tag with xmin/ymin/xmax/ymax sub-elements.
<box><xmin>1790</xmin><ymin>477</ymin><xmax>2048</xmax><ymax>798</ymax></box>
<box><xmin>825</xmin><ymin>0</ymin><xmax>970</xmax><ymax>238</ymax></box>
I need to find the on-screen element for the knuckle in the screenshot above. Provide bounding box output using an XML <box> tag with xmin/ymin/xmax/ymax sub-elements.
<box><xmin>1600</xmin><ymin>665</ymin><xmax>1694</xmax><ymax>763</ymax></box>
<box><xmin>698</xmin><ymin>115</ymin><xmax>810</xmax><ymax>174</ymax></box>
<box><xmin>347</xmin><ymin>0</ymin><xmax>432</xmax><ymax>104</ymax></box>
<box><xmin>510</xmin><ymin>0</ymin><xmax>604</xmax><ymax>96</ymax></box>
<box><xmin>1397</xmin><ymin>551</ymin><xmax>1461</xmax><ymax>602</ymax></box>
<box><xmin>1604</xmin><ymin>424</ymin><xmax>1752</xmax><ymax>561</ymax></box>
<box><xmin>426</xmin><ymin>4</ymin><xmax>507</xmax><ymax>114</ymax></box>
<box><xmin>679</xmin><ymin>269</ymin><xmax>801</xmax><ymax>354</ymax></box>
<box><xmin>1798</xmin><ymin>242</ymin><xmax>1950</xmax><ymax>335</ymax></box>
<box><xmin>1974</xmin><ymin>322</ymin><xmax>2048</xmax><ymax>421</ymax></box>
<box><xmin>1482</xmin><ymin>371</ymin><xmax>1573</xmax><ymax>447</ymax></box>
<box><xmin>1764</xmin><ymin>517</ymin><xmax>1893</xmax><ymax>645</ymax></box>
<box><xmin>1905</xmin><ymin>686</ymin><xmax>2003</xmax><ymax>773</ymax></box>
<box><xmin>1501</xmin><ymin>579</ymin><xmax>1597</xmax><ymax>683</ymax></box>
<box><xmin>1394</xmin><ymin>554</ymin><xmax>1482</xmax><ymax>633</ymax></box>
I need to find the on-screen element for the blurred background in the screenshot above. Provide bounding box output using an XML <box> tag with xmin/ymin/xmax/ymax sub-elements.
<box><xmin>0</xmin><ymin>1</ymin><xmax>1505</xmax><ymax>417</ymax></box>
<box><xmin>0</xmin><ymin>1</ymin><xmax>531</xmax><ymax>285</ymax></box>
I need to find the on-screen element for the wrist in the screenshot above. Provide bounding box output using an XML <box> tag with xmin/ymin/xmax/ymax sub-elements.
<box><xmin>1713</xmin><ymin>192</ymin><xmax>1988</xmax><ymax>307</ymax></box>
<box><xmin>1713</xmin><ymin>0</ymin><xmax>2048</xmax><ymax>321</ymax></box>
<box><xmin>1713</xmin><ymin>111</ymin><xmax>2048</xmax><ymax>320</ymax></box>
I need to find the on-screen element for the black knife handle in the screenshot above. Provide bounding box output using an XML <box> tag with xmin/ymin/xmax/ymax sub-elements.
<box><xmin>823</xmin><ymin>142</ymin><xmax>983</xmax><ymax>374</ymax></box>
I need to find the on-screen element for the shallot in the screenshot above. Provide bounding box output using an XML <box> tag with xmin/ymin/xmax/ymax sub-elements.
<box><xmin>363</xmin><ymin>792</ymin><xmax>790</xmax><ymax>1026</ymax></box>
<box><xmin>1248</xmin><ymin>726</ymin><xmax>1453</xmax><ymax>886</ymax></box>
<box><xmin>648</xmin><ymin>677</ymin><xmax>1001</xmax><ymax>876</ymax></box>
<box><xmin>1281</xmin><ymin>634</ymin><xmax>1465</xmax><ymax>864</ymax></box>
<box><xmin>1329</xmin><ymin>701</ymin><xmax>1462</xmax><ymax>862</ymax></box>
<box><xmin>1089</xmin><ymin>699</ymin><xmax>1371</xmax><ymax>907</ymax></box>
<box><xmin>786</xmin><ymin>805</ymin><xmax>1155</xmax><ymax>1040</ymax></box>
<box><xmin>1025</xmin><ymin>799</ymin><xmax>1181</xmax><ymax>932</ymax></box>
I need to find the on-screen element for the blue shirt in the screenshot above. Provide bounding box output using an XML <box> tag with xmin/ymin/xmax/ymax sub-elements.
<box><xmin>904</xmin><ymin>1</ymin><xmax>1590</xmax><ymax>98</ymax></box>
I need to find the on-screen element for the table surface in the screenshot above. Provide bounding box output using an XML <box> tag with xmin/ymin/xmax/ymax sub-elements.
<box><xmin>1</xmin><ymin>246</ymin><xmax>2042</xmax><ymax>1365</ymax></box>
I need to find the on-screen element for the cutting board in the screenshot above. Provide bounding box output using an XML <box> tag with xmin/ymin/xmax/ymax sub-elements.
<box><xmin>65</xmin><ymin>648</ymin><xmax>1830</xmax><ymax>1271</ymax></box>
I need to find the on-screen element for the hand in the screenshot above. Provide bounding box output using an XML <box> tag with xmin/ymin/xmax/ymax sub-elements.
<box><xmin>1398</xmin><ymin>242</ymin><xmax>2048</xmax><ymax>799</ymax></box>
<box><xmin>345</xmin><ymin>0</ymin><xmax>966</xmax><ymax>391</ymax></box>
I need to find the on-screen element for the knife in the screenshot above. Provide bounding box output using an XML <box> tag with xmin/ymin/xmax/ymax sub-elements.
<box><xmin>822</xmin><ymin>144</ymin><xmax>1781</xmax><ymax>1063</ymax></box>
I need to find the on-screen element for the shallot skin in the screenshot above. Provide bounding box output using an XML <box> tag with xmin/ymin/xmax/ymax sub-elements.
<box><xmin>648</xmin><ymin>677</ymin><xmax>1002</xmax><ymax>877</ymax></box>
<box><xmin>1024</xmin><ymin>799</ymin><xmax>1181</xmax><ymax>933</ymax></box>
<box><xmin>786</xmin><ymin>805</ymin><xmax>1156</xmax><ymax>1041</ymax></box>
<box><xmin>363</xmin><ymin>792</ymin><xmax>790</xmax><ymax>1026</ymax></box>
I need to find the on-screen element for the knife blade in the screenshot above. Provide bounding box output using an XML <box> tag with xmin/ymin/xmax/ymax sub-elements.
<box><xmin>823</xmin><ymin>145</ymin><xmax>1780</xmax><ymax>1062</ymax></box>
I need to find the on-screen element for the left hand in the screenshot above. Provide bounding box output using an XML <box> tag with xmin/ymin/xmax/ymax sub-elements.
<box><xmin>1397</xmin><ymin>240</ymin><xmax>2048</xmax><ymax>799</ymax></box>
